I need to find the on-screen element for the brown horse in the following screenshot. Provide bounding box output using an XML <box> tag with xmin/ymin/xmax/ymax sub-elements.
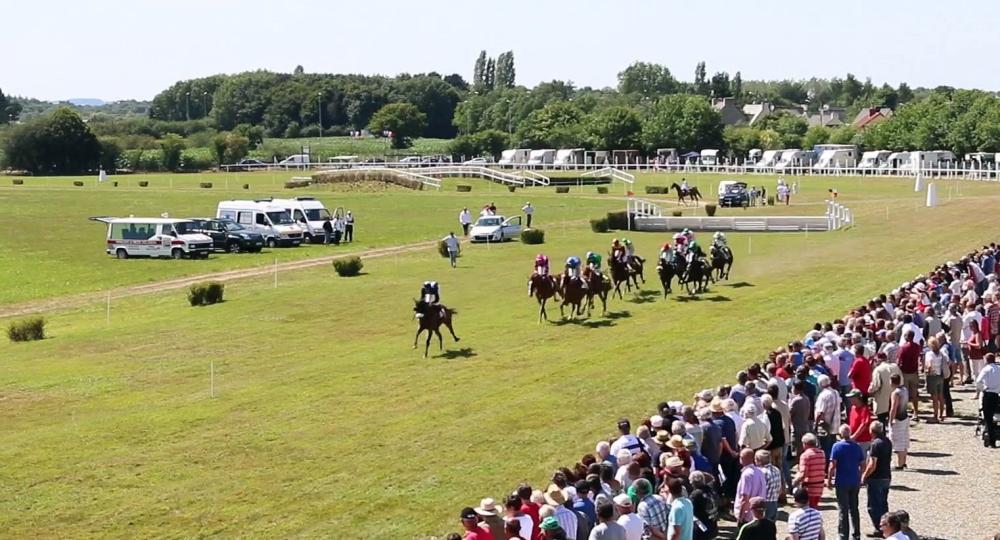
<box><xmin>412</xmin><ymin>300</ymin><xmax>460</xmax><ymax>358</ymax></box>
<box><xmin>670</xmin><ymin>183</ymin><xmax>702</xmax><ymax>206</ymax></box>
<box><xmin>608</xmin><ymin>256</ymin><xmax>639</xmax><ymax>300</ymax></box>
<box><xmin>583</xmin><ymin>268</ymin><xmax>610</xmax><ymax>315</ymax></box>
<box><xmin>529</xmin><ymin>272</ymin><xmax>560</xmax><ymax>323</ymax></box>
<box><xmin>558</xmin><ymin>274</ymin><xmax>587</xmax><ymax>319</ymax></box>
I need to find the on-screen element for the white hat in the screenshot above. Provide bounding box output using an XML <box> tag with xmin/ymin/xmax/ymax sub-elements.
<box><xmin>613</xmin><ymin>493</ymin><xmax>633</xmax><ymax>507</ymax></box>
<box><xmin>650</xmin><ymin>415</ymin><xmax>664</xmax><ymax>428</ymax></box>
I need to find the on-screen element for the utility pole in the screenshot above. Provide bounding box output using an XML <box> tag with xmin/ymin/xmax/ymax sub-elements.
<box><xmin>185</xmin><ymin>92</ymin><xmax>191</xmax><ymax>121</ymax></box>
<box><xmin>203</xmin><ymin>92</ymin><xmax>208</xmax><ymax>118</ymax></box>
<box><xmin>317</xmin><ymin>92</ymin><xmax>323</xmax><ymax>138</ymax></box>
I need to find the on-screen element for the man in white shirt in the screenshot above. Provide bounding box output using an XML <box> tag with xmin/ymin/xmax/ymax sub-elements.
<box><xmin>614</xmin><ymin>494</ymin><xmax>645</xmax><ymax>540</ymax></box>
<box><xmin>610</xmin><ymin>418</ymin><xmax>643</xmax><ymax>457</ymax></box>
<box><xmin>521</xmin><ymin>202</ymin><xmax>535</xmax><ymax>228</ymax></box>
<box><xmin>814</xmin><ymin>374</ymin><xmax>841</xmax><ymax>435</ymax></box>
<box><xmin>442</xmin><ymin>232</ymin><xmax>460</xmax><ymax>268</ymax></box>
<box><xmin>976</xmin><ymin>353</ymin><xmax>1000</xmax><ymax>447</ymax></box>
<box><xmin>458</xmin><ymin>208</ymin><xmax>472</xmax><ymax>236</ymax></box>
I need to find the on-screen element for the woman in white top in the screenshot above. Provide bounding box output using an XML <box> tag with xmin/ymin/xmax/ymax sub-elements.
<box><xmin>923</xmin><ymin>337</ymin><xmax>946</xmax><ymax>422</ymax></box>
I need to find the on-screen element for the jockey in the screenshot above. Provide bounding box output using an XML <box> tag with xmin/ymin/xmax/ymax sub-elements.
<box><xmin>658</xmin><ymin>242</ymin><xmax>672</xmax><ymax>261</ymax></box>
<box><xmin>611</xmin><ymin>238</ymin><xmax>626</xmax><ymax>262</ymax></box>
<box><xmin>673</xmin><ymin>232</ymin><xmax>688</xmax><ymax>255</ymax></box>
<box><xmin>418</xmin><ymin>281</ymin><xmax>440</xmax><ymax>318</ymax></box>
<box><xmin>682</xmin><ymin>228</ymin><xmax>695</xmax><ymax>243</ymax></box>
<box><xmin>534</xmin><ymin>253</ymin><xmax>550</xmax><ymax>276</ymax></box>
<box><xmin>586</xmin><ymin>251</ymin><xmax>603</xmax><ymax>274</ymax></box>
<box><xmin>688</xmin><ymin>239</ymin><xmax>706</xmax><ymax>263</ymax></box>
<box><xmin>712</xmin><ymin>232</ymin><xmax>728</xmax><ymax>249</ymax></box>
<box><xmin>680</xmin><ymin>178</ymin><xmax>690</xmax><ymax>192</ymax></box>
<box><xmin>565</xmin><ymin>256</ymin><xmax>582</xmax><ymax>281</ymax></box>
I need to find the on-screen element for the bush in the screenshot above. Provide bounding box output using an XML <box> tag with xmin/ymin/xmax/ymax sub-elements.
<box><xmin>188</xmin><ymin>281</ymin><xmax>225</xmax><ymax>306</ymax></box>
<box><xmin>333</xmin><ymin>256</ymin><xmax>364</xmax><ymax>277</ymax></box>
<box><xmin>507</xmin><ymin>185</ymin><xmax>516</xmax><ymax>192</ymax></box>
<box><xmin>7</xmin><ymin>317</ymin><xmax>46</xmax><ymax>342</ymax></box>
<box><xmin>672</xmin><ymin>210</ymin><xmax>683</xmax><ymax>217</ymax></box>
<box><xmin>645</xmin><ymin>185</ymin><xmax>665</xmax><ymax>194</ymax></box>
<box><xmin>520</xmin><ymin>229</ymin><xmax>545</xmax><ymax>244</ymax></box>
<box><xmin>590</xmin><ymin>217</ymin><xmax>610</xmax><ymax>233</ymax></box>
<box><xmin>285</xmin><ymin>179</ymin><xmax>311</xmax><ymax>189</ymax></box>
<box><xmin>12</xmin><ymin>179</ymin><xmax>23</xmax><ymax>185</ymax></box>
<box><xmin>138</xmin><ymin>180</ymin><xmax>149</xmax><ymax>187</ymax></box>
<box><xmin>457</xmin><ymin>184</ymin><xmax>472</xmax><ymax>192</ymax></box>
<box><xmin>597</xmin><ymin>186</ymin><xmax>608</xmax><ymax>194</ymax></box>
<box><xmin>705</xmin><ymin>204</ymin><xmax>717</xmax><ymax>217</ymax></box>
<box><xmin>555</xmin><ymin>186</ymin><xmax>570</xmax><ymax>194</ymax></box>
<box><xmin>606</xmin><ymin>211</ymin><xmax>629</xmax><ymax>230</ymax></box>
<box><xmin>199</xmin><ymin>182</ymin><xmax>213</xmax><ymax>189</ymax></box>
<box><xmin>312</xmin><ymin>170</ymin><xmax>423</xmax><ymax>190</ymax></box>
<box><xmin>73</xmin><ymin>181</ymin><xmax>84</xmax><ymax>187</ymax></box>
<box><xmin>767</xmin><ymin>196</ymin><xmax>775</xmax><ymax>206</ymax></box>
<box><xmin>243</xmin><ymin>184</ymin><xmax>250</xmax><ymax>190</ymax></box>
<box><xmin>113</xmin><ymin>181</ymin><xmax>118</xmax><ymax>187</ymax></box>
<box><xmin>178</xmin><ymin>150</ymin><xmax>214</xmax><ymax>172</ymax></box>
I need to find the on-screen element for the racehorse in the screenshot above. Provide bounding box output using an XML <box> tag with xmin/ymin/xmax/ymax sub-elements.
<box><xmin>670</xmin><ymin>183</ymin><xmax>702</xmax><ymax>206</ymax></box>
<box><xmin>583</xmin><ymin>268</ymin><xmax>610</xmax><ymax>315</ymax></box>
<box><xmin>656</xmin><ymin>257</ymin><xmax>685</xmax><ymax>298</ymax></box>
<box><xmin>608</xmin><ymin>256</ymin><xmax>640</xmax><ymax>300</ymax></box>
<box><xmin>558</xmin><ymin>274</ymin><xmax>587</xmax><ymax>319</ymax></box>
<box><xmin>710</xmin><ymin>245</ymin><xmax>734</xmax><ymax>281</ymax></box>
<box><xmin>529</xmin><ymin>273</ymin><xmax>560</xmax><ymax>323</ymax></box>
<box><xmin>683</xmin><ymin>256</ymin><xmax>712</xmax><ymax>295</ymax></box>
<box><xmin>628</xmin><ymin>256</ymin><xmax>646</xmax><ymax>284</ymax></box>
<box><xmin>413</xmin><ymin>300</ymin><xmax>460</xmax><ymax>358</ymax></box>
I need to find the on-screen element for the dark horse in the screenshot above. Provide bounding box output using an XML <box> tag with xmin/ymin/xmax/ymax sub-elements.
<box><xmin>608</xmin><ymin>256</ymin><xmax>640</xmax><ymax>300</ymax></box>
<box><xmin>710</xmin><ymin>245</ymin><xmax>734</xmax><ymax>281</ymax></box>
<box><xmin>628</xmin><ymin>256</ymin><xmax>646</xmax><ymax>284</ymax></box>
<box><xmin>684</xmin><ymin>256</ymin><xmax>712</xmax><ymax>295</ymax></box>
<box><xmin>529</xmin><ymin>273</ymin><xmax>560</xmax><ymax>323</ymax></box>
<box><xmin>413</xmin><ymin>300</ymin><xmax>460</xmax><ymax>358</ymax></box>
<box><xmin>656</xmin><ymin>255</ymin><xmax>686</xmax><ymax>298</ymax></box>
<box><xmin>670</xmin><ymin>183</ymin><xmax>702</xmax><ymax>206</ymax></box>
<box><xmin>558</xmin><ymin>274</ymin><xmax>587</xmax><ymax>318</ymax></box>
<box><xmin>583</xmin><ymin>268</ymin><xmax>610</xmax><ymax>316</ymax></box>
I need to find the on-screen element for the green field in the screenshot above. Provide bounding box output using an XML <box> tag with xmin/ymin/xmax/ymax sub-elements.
<box><xmin>250</xmin><ymin>136</ymin><xmax>454</xmax><ymax>161</ymax></box>
<box><xmin>0</xmin><ymin>172</ymin><xmax>995</xmax><ymax>538</ymax></box>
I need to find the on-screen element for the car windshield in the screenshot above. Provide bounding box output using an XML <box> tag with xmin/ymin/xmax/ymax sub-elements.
<box><xmin>726</xmin><ymin>184</ymin><xmax>746</xmax><ymax>192</ymax></box>
<box><xmin>476</xmin><ymin>217</ymin><xmax>502</xmax><ymax>226</ymax></box>
<box><xmin>267</xmin><ymin>211</ymin><xmax>294</xmax><ymax>225</ymax></box>
<box><xmin>305</xmin><ymin>208</ymin><xmax>332</xmax><ymax>221</ymax></box>
<box><xmin>219</xmin><ymin>219</ymin><xmax>245</xmax><ymax>231</ymax></box>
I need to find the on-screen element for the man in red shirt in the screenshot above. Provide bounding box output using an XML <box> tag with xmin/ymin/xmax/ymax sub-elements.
<box><xmin>516</xmin><ymin>484</ymin><xmax>540</xmax><ymax>534</ymax></box>
<box><xmin>460</xmin><ymin>507</ymin><xmax>494</xmax><ymax>540</ymax></box>
<box><xmin>846</xmin><ymin>389</ymin><xmax>874</xmax><ymax>453</ymax></box>
<box><xmin>793</xmin><ymin>433</ymin><xmax>826</xmax><ymax>508</ymax></box>
<box><xmin>897</xmin><ymin>330</ymin><xmax>922</xmax><ymax>418</ymax></box>
<box><xmin>848</xmin><ymin>344</ymin><xmax>873</xmax><ymax>397</ymax></box>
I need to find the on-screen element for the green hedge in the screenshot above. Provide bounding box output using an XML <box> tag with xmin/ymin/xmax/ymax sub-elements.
<box><xmin>672</xmin><ymin>210</ymin><xmax>683</xmax><ymax>217</ymax></box>
<box><xmin>285</xmin><ymin>179</ymin><xmax>310</xmax><ymax>189</ymax></box>
<box><xmin>7</xmin><ymin>317</ymin><xmax>45</xmax><ymax>342</ymax></box>
<box><xmin>199</xmin><ymin>182</ymin><xmax>213</xmax><ymax>189</ymax></box>
<box><xmin>188</xmin><ymin>281</ymin><xmax>225</xmax><ymax>306</ymax></box>
<box><xmin>520</xmin><ymin>229</ymin><xmax>545</xmax><ymax>244</ymax></box>
<box><xmin>12</xmin><ymin>179</ymin><xmax>23</xmax><ymax>185</ymax></box>
<box><xmin>507</xmin><ymin>185</ymin><xmax>516</xmax><ymax>192</ymax></box>
<box><xmin>457</xmin><ymin>185</ymin><xmax>472</xmax><ymax>192</ymax></box>
<box><xmin>590</xmin><ymin>217</ymin><xmax>610</xmax><ymax>233</ymax></box>
<box><xmin>705</xmin><ymin>204</ymin><xmax>717</xmax><ymax>216</ymax></box>
<box><xmin>606</xmin><ymin>211</ymin><xmax>629</xmax><ymax>230</ymax></box>
<box><xmin>243</xmin><ymin>184</ymin><xmax>250</xmax><ymax>190</ymax></box>
<box><xmin>555</xmin><ymin>186</ymin><xmax>570</xmax><ymax>194</ymax></box>
<box><xmin>73</xmin><ymin>181</ymin><xmax>84</xmax><ymax>187</ymax></box>
<box><xmin>596</xmin><ymin>186</ymin><xmax>608</xmax><ymax>194</ymax></box>
<box><xmin>645</xmin><ymin>186</ymin><xmax>667</xmax><ymax>194</ymax></box>
<box><xmin>138</xmin><ymin>181</ymin><xmax>149</xmax><ymax>187</ymax></box>
<box><xmin>333</xmin><ymin>257</ymin><xmax>364</xmax><ymax>277</ymax></box>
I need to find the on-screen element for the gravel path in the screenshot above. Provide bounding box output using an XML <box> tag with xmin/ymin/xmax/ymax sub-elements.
<box><xmin>716</xmin><ymin>384</ymin><xmax>996</xmax><ymax>540</ymax></box>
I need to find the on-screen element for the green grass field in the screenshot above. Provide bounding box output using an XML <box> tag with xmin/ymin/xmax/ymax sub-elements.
<box><xmin>252</xmin><ymin>136</ymin><xmax>454</xmax><ymax>161</ymax></box>
<box><xmin>0</xmin><ymin>172</ymin><xmax>995</xmax><ymax>538</ymax></box>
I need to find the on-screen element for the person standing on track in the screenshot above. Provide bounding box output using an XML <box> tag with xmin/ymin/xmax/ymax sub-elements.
<box><xmin>521</xmin><ymin>202</ymin><xmax>534</xmax><ymax>228</ymax></box>
<box><xmin>442</xmin><ymin>232</ymin><xmax>460</xmax><ymax>268</ymax></box>
<box><xmin>459</xmin><ymin>208</ymin><xmax>472</xmax><ymax>236</ymax></box>
<box><xmin>344</xmin><ymin>210</ymin><xmax>354</xmax><ymax>242</ymax></box>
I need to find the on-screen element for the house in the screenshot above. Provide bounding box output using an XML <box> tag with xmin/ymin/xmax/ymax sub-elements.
<box><xmin>742</xmin><ymin>102</ymin><xmax>774</xmax><ymax>126</ymax></box>
<box><xmin>853</xmin><ymin>107</ymin><xmax>894</xmax><ymax>129</ymax></box>
<box><xmin>712</xmin><ymin>97</ymin><xmax>746</xmax><ymax>126</ymax></box>
<box><xmin>806</xmin><ymin>106</ymin><xmax>847</xmax><ymax>128</ymax></box>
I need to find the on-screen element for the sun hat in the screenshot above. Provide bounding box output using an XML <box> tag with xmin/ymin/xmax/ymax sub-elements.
<box><xmin>845</xmin><ymin>388</ymin><xmax>862</xmax><ymax>398</ymax></box>
<box><xmin>667</xmin><ymin>435</ymin><xmax>686</xmax><ymax>450</ymax></box>
<box><xmin>474</xmin><ymin>498</ymin><xmax>498</xmax><ymax>516</ymax></box>
<box><xmin>709</xmin><ymin>399</ymin><xmax>725</xmax><ymax>413</ymax></box>
<box><xmin>539</xmin><ymin>516</ymin><xmax>560</xmax><ymax>530</ymax></box>
<box><xmin>663</xmin><ymin>456</ymin><xmax>684</xmax><ymax>469</ymax></box>
<box><xmin>650</xmin><ymin>415</ymin><xmax>664</xmax><ymax>428</ymax></box>
<box><xmin>696</xmin><ymin>389</ymin><xmax>714</xmax><ymax>402</ymax></box>
<box><xmin>544</xmin><ymin>485</ymin><xmax>566</xmax><ymax>506</ymax></box>
<box><xmin>655</xmin><ymin>430</ymin><xmax>672</xmax><ymax>445</ymax></box>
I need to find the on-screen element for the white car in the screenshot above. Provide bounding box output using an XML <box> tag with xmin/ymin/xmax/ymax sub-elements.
<box><xmin>469</xmin><ymin>215</ymin><xmax>522</xmax><ymax>243</ymax></box>
<box><xmin>462</xmin><ymin>157</ymin><xmax>491</xmax><ymax>165</ymax></box>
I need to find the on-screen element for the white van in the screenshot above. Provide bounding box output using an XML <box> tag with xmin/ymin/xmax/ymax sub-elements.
<box><xmin>498</xmin><ymin>149</ymin><xmax>530</xmax><ymax>165</ymax></box>
<box><xmin>279</xmin><ymin>154</ymin><xmax>311</xmax><ymax>168</ymax></box>
<box><xmin>700</xmin><ymin>149</ymin><xmax>720</xmax><ymax>166</ymax></box>
<box><xmin>216</xmin><ymin>200</ymin><xmax>305</xmax><ymax>248</ymax></box>
<box><xmin>270</xmin><ymin>197</ymin><xmax>343</xmax><ymax>243</ymax></box>
<box><xmin>527</xmin><ymin>149</ymin><xmax>556</xmax><ymax>167</ymax></box>
<box><xmin>91</xmin><ymin>217</ymin><xmax>214</xmax><ymax>260</ymax></box>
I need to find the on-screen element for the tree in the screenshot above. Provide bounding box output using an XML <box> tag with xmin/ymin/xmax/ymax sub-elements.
<box><xmin>495</xmin><ymin>51</ymin><xmax>516</xmax><ymax>89</ymax></box>
<box><xmin>722</xmin><ymin>126</ymin><xmax>762</xmax><ymax>159</ymax></box>
<box><xmin>475</xmin><ymin>129</ymin><xmax>510</xmax><ymax>159</ymax></box>
<box><xmin>367</xmin><ymin>103</ymin><xmax>427</xmax><ymax>148</ymax></box>
<box><xmin>801</xmin><ymin>125</ymin><xmax>831</xmax><ymax>149</ymax></box>
<box><xmin>472</xmin><ymin>51</ymin><xmax>488</xmax><ymax>92</ymax></box>
<box><xmin>587</xmin><ymin>106</ymin><xmax>642</xmax><ymax>150</ymax></box>
<box><xmin>515</xmin><ymin>101</ymin><xmax>587</xmax><ymax>148</ymax></box>
<box><xmin>641</xmin><ymin>95</ymin><xmax>723</xmax><ymax>151</ymax></box>
<box><xmin>617</xmin><ymin>62</ymin><xmax>677</xmax><ymax>100</ymax></box>
<box><xmin>484</xmin><ymin>58</ymin><xmax>496</xmax><ymax>91</ymax></box>
<box><xmin>160</xmin><ymin>134</ymin><xmax>186</xmax><ymax>171</ymax></box>
<box><xmin>293</xmin><ymin>65</ymin><xmax>305</xmax><ymax>76</ymax></box>
<box><xmin>0</xmin><ymin>88</ymin><xmax>22</xmax><ymax>124</ymax></box>
<box><xmin>394</xmin><ymin>75</ymin><xmax>461</xmax><ymax>138</ymax></box>
<box><xmin>212</xmin><ymin>131</ymin><xmax>250</xmax><ymax>164</ymax></box>
<box><xmin>233</xmin><ymin>124</ymin><xmax>264</xmax><ymax>149</ymax></box>
<box><xmin>732</xmin><ymin>72</ymin><xmax>743</xmax><ymax>101</ymax></box>
<box><xmin>842</xmin><ymin>74</ymin><xmax>863</xmax><ymax>105</ymax></box>
<box><xmin>828</xmin><ymin>125</ymin><xmax>858</xmax><ymax>145</ymax></box>
<box><xmin>443</xmin><ymin>73</ymin><xmax>469</xmax><ymax>92</ymax></box>
<box><xmin>897</xmin><ymin>82</ymin><xmax>914</xmax><ymax>105</ymax></box>
<box><xmin>710</xmin><ymin>72</ymin><xmax>730</xmax><ymax>97</ymax></box>
<box><xmin>2</xmin><ymin>107</ymin><xmax>101</xmax><ymax>173</ymax></box>
<box><xmin>694</xmin><ymin>61</ymin><xmax>709</xmax><ymax>95</ymax></box>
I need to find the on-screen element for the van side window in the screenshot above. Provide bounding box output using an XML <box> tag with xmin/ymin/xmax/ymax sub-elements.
<box><xmin>255</xmin><ymin>213</ymin><xmax>267</xmax><ymax>226</ymax></box>
<box><xmin>294</xmin><ymin>210</ymin><xmax>305</xmax><ymax>222</ymax></box>
<box><xmin>237</xmin><ymin>212</ymin><xmax>253</xmax><ymax>225</ymax></box>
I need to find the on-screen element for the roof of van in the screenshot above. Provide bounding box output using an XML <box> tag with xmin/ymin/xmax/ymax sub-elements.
<box><xmin>91</xmin><ymin>217</ymin><xmax>194</xmax><ymax>224</ymax></box>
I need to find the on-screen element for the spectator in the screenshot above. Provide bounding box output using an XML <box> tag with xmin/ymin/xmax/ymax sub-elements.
<box><xmin>897</xmin><ymin>331</ymin><xmax>922</xmax><ymax>419</ymax></box>
<box><xmin>846</xmin><ymin>389</ymin><xmax>874</xmax><ymax>454</ymax></box>
<box><xmin>573</xmin><ymin>480</ymin><xmax>597</xmax><ymax>527</ymax></box>
<box><xmin>924</xmin><ymin>337</ymin><xmax>947</xmax><ymax>422</ymax></box>
<box><xmin>862</xmin><ymin>421</ymin><xmax>892</xmax><ymax>538</ymax></box>
<box><xmin>789</xmin><ymin>380</ymin><xmax>812</xmax><ymax>456</ymax></box>
<box><xmin>505</xmin><ymin>519</ymin><xmax>526</xmax><ymax>540</ymax></box>
<box><xmin>887</xmin><ymin>375</ymin><xmax>910</xmax><ymax>470</ymax></box>
<box><xmin>442</xmin><ymin>232</ymin><xmax>460</xmax><ymax>268</ymax></box>
<box><xmin>848</xmin><ymin>345</ymin><xmax>873</xmax><ymax>397</ymax></box>
<box><xmin>504</xmin><ymin>495</ymin><xmax>534</xmax><ymax>540</ymax></box>
<box><xmin>814</xmin><ymin>375</ymin><xmax>841</xmax><ymax>459</ymax></box>
<box><xmin>828</xmin><ymin>425</ymin><xmax>865</xmax><ymax>540</ymax></box>
<box><xmin>753</xmin><ymin>449</ymin><xmax>780</xmax><ymax>522</ymax></box>
<box><xmin>343</xmin><ymin>210</ymin><xmax>354</xmax><ymax>242</ymax></box>
<box><xmin>461</xmin><ymin>506</ymin><xmax>494</xmax><ymax>540</ymax></box>
<box><xmin>522</xmin><ymin>202</ymin><xmax>535</xmax><ymax>228</ymax></box>
<box><xmin>544</xmin><ymin>485</ymin><xmax>578</xmax><ymax>538</ymax></box>
<box><xmin>787</xmin><ymin>487</ymin><xmax>825</xmax><ymax>540</ymax></box>
<box><xmin>613</xmin><ymin>493</ymin><xmax>644</xmax><ymax>540</ymax></box>
<box><xmin>793</xmin><ymin>434</ymin><xmax>825</xmax><ymax>509</ymax></box>
<box><xmin>687</xmin><ymin>471</ymin><xmax>718</xmax><ymax>540</ymax></box>
<box><xmin>894</xmin><ymin>510</ymin><xmax>918</xmax><ymax>540</ymax></box>
<box><xmin>634</xmin><ymin>478</ymin><xmax>668</xmax><ymax>540</ymax></box>
<box><xmin>739</xmin><ymin>403</ymin><xmax>770</xmax><ymax>451</ymax></box>
<box><xmin>710</xmin><ymin>399</ymin><xmax>739</xmax><ymax>504</ymax></box>
<box><xmin>610</xmin><ymin>418</ymin><xmax>643</xmax><ymax>457</ymax></box>
<box><xmin>588</xmin><ymin>501</ymin><xmax>625</xmax><ymax>540</ymax></box>
<box><xmin>976</xmin><ymin>352</ymin><xmax>1000</xmax><ymax>447</ymax></box>
<box><xmin>735</xmin><ymin>497</ymin><xmax>776</xmax><ymax>540</ymax></box>
<box><xmin>734</xmin><ymin>449</ymin><xmax>766</xmax><ymax>525</ymax></box>
<box><xmin>869</xmin><ymin>354</ymin><xmax>901</xmax><ymax>425</ymax></box>
<box><xmin>877</xmin><ymin>512</ymin><xmax>905</xmax><ymax>540</ymax></box>
<box><xmin>322</xmin><ymin>217</ymin><xmax>333</xmax><ymax>244</ymax></box>
<box><xmin>476</xmin><ymin>498</ymin><xmax>507</xmax><ymax>540</ymax></box>
<box><xmin>539</xmin><ymin>517</ymin><xmax>568</xmax><ymax>540</ymax></box>
<box><xmin>665</xmin><ymin>478</ymin><xmax>693</xmax><ymax>540</ymax></box>
<box><xmin>518</xmin><ymin>484</ymin><xmax>541</xmax><ymax>531</ymax></box>
<box><xmin>459</xmin><ymin>208</ymin><xmax>472</xmax><ymax>236</ymax></box>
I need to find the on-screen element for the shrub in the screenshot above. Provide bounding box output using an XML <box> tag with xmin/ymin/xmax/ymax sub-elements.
<box><xmin>73</xmin><ymin>181</ymin><xmax>84</xmax><ymax>187</ymax></box>
<box><xmin>596</xmin><ymin>186</ymin><xmax>608</xmax><ymax>194</ymax></box>
<box><xmin>112</xmin><ymin>181</ymin><xmax>118</xmax><ymax>187</ymax></box>
<box><xmin>284</xmin><ymin>179</ymin><xmax>310</xmax><ymax>189</ymax></box>
<box><xmin>7</xmin><ymin>317</ymin><xmax>46</xmax><ymax>342</ymax></box>
<box><xmin>312</xmin><ymin>170</ymin><xmax>424</xmax><ymax>190</ymax></box>
<box><xmin>672</xmin><ymin>210</ymin><xmax>683</xmax><ymax>217</ymax></box>
<box><xmin>507</xmin><ymin>185</ymin><xmax>516</xmax><ymax>192</ymax></box>
<box><xmin>590</xmin><ymin>217</ymin><xmax>610</xmax><ymax>233</ymax></box>
<box><xmin>767</xmin><ymin>196</ymin><xmax>775</xmax><ymax>206</ymax></box>
<box><xmin>457</xmin><ymin>184</ymin><xmax>472</xmax><ymax>192</ymax></box>
<box><xmin>138</xmin><ymin>180</ymin><xmax>149</xmax><ymax>187</ymax></box>
<box><xmin>555</xmin><ymin>186</ymin><xmax>570</xmax><ymax>194</ymax></box>
<box><xmin>606</xmin><ymin>211</ymin><xmax>629</xmax><ymax>230</ymax></box>
<box><xmin>188</xmin><ymin>281</ymin><xmax>225</xmax><ymax>306</ymax></box>
<box><xmin>243</xmin><ymin>184</ymin><xmax>250</xmax><ymax>190</ymax></box>
<box><xmin>333</xmin><ymin>256</ymin><xmax>364</xmax><ymax>277</ymax></box>
<box><xmin>705</xmin><ymin>204</ymin><xmax>717</xmax><ymax>217</ymax></box>
<box><xmin>520</xmin><ymin>229</ymin><xmax>545</xmax><ymax>244</ymax></box>
<box><xmin>12</xmin><ymin>179</ymin><xmax>23</xmax><ymax>185</ymax></box>
<box><xmin>199</xmin><ymin>182</ymin><xmax>213</xmax><ymax>189</ymax></box>
<box><xmin>645</xmin><ymin>185</ymin><xmax>665</xmax><ymax>194</ymax></box>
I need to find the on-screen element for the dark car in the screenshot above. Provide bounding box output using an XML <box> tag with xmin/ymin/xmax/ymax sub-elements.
<box><xmin>181</xmin><ymin>218</ymin><xmax>265</xmax><ymax>253</ymax></box>
<box><xmin>229</xmin><ymin>158</ymin><xmax>267</xmax><ymax>171</ymax></box>
<box><xmin>719</xmin><ymin>181</ymin><xmax>750</xmax><ymax>207</ymax></box>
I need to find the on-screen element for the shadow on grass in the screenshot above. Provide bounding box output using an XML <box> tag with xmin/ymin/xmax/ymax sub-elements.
<box><xmin>627</xmin><ymin>290</ymin><xmax>660</xmax><ymax>304</ymax></box>
<box><xmin>726</xmin><ymin>281</ymin><xmax>755</xmax><ymax>288</ymax></box>
<box><xmin>438</xmin><ymin>347</ymin><xmax>477</xmax><ymax>360</ymax></box>
<box><xmin>908</xmin><ymin>468</ymin><xmax>959</xmax><ymax>476</ymax></box>
<box><xmin>551</xmin><ymin>317</ymin><xmax>616</xmax><ymax>329</ymax></box>
<box><xmin>706</xmin><ymin>295</ymin><xmax>732</xmax><ymax>302</ymax></box>
<box><xmin>605</xmin><ymin>310</ymin><xmax>632</xmax><ymax>320</ymax></box>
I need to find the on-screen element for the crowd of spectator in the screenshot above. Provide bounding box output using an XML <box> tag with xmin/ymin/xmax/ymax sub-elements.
<box><xmin>450</xmin><ymin>244</ymin><xmax>1000</xmax><ymax>540</ymax></box>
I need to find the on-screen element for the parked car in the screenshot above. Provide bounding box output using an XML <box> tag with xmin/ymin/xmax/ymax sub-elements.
<box><xmin>718</xmin><ymin>181</ymin><xmax>750</xmax><ymax>207</ymax></box>
<box><xmin>231</xmin><ymin>158</ymin><xmax>267</xmax><ymax>171</ymax></box>
<box><xmin>90</xmin><ymin>217</ymin><xmax>214</xmax><ymax>259</ymax></box>
<box><xmin>182</xmin><ymin>218</ymin><xmax>265</xmax><ymax>253</ymax></box>
<box><xmin>469</xmin><ymin>215</ymin><xmax>522</xmax><ymax>243</ymax></box>
<box><xmin>462</xmin><ymin>157</ymin><xmax>491</xmax><ymax>165</ymax></box>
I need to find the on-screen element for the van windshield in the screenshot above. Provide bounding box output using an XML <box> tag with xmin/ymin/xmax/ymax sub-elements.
<box><xmin>305</xmin><ymin>208</ymin><xmax>332</xmax><ymax>221</ymax></box>
<box><xmin>267</xmin><ymin>211</ymin><xmax>294</xmax><ymax>225</ymax></box>
<box><xmin>173</xmin><ymin>221</ymin><xmax>200</xmax><ymax>234</ymax></box>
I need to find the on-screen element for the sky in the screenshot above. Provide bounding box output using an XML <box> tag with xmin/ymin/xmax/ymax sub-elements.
<box><xmin>5</xmin><ymin>0</ymin><xmax>998</xmax><ymax>101</ymax></box>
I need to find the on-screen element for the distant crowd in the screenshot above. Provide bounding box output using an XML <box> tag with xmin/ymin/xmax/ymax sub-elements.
<box><xmin>448</xmin><ymin>243</ymin><xmax>1000</xmax><ymax>540</ymax></box>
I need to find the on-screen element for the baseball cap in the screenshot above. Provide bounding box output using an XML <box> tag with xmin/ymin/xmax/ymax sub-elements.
<box><xmin>460</xmin><ymin>507</ymin><xmax>477</xmax><ymax>520</ymax></box>
<box><xmin>613</xmin><ymin>493</ymin><xmax>633</xmax><ymax>507</ymax></box>
<box><xmin>540</xmin><ymin>516</ymin><xmax>560</xmax><ymax>530</ymax></box>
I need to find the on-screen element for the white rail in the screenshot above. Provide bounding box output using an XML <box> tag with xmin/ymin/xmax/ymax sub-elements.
<box><xmin>582</xmin><ymin>167</ymin><xmax>635</xmax><ymax>185</ymax></box>
<box><xmin>407</xmin><ymin>165</ymin><xmax>529</xmax><ymax>187</ymax></box>
<box><xmin>512</xmin><ymin>169</ymin><xmax>551</xmax><ymax>186</ymax></box>
<box><xmin>627</xmin><ymin>198</ymin><xmax>852</xmax><ymax>232</ymax></box>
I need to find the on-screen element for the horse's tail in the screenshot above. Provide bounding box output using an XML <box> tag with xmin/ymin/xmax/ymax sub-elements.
<box><xmin>445</xmin><ymin>307</ymin><xmax>457</xmax><ymax>316</ymax></box>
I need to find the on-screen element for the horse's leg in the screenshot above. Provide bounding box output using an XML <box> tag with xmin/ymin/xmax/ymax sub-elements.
<box><xmin>436</xmin><ymin>328</ymin><xmax>444</xmax><ymax>351</ymax></box>
<box><xmin>413</xmin><ymin>327</ymin><xmax>422</xmax><ymax>349</ymax></box>
<box><xmin>538</xmin><ymin>298</ymin><xmax>545</xmax><ymax>323</ymax></box>
<box><xmin>444</xmin><ymin>316</ymin><xmax>459</xmax><ymax>341</ymax></box>
<box><xmin>424</xmin><ymin>330</ymin><xmax>432</xmax><ymax>358</ymax></box>
<box><xmin>600</xmin><ymin>291</ymin><xmax>608</xmax><ymax>314</ymax></box>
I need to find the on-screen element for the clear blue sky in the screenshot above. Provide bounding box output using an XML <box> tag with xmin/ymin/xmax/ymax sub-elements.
<box><xmin>5</xmin><ymin>0</ymin><xmax>997</xmax><ymax>101</ymax></box>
